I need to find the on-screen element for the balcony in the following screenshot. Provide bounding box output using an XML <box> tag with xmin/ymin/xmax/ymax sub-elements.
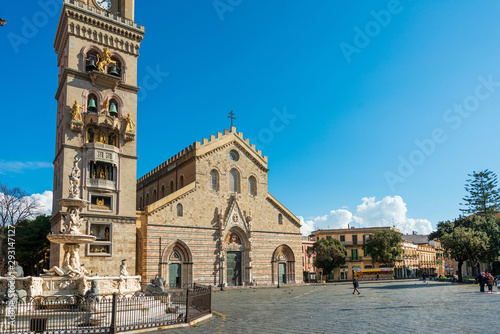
<box><xmin>87</xmin><ymin>178</ymin><xmax>116</xmax><ymax>191</ymax></box>
<box><xmin>84</xmin><ymin>111</ymin><xmax>122</xmax><ymax>130</ymax></box>
<box><xmin>86</xmin><ymin>143</ymin><xmax>119</xmax><ymax>165</ymax></box>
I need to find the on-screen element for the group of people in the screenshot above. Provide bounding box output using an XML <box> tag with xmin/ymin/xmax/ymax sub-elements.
<box><xmin>475</xmin><ymin>270</ymin><xmax>497</xmax><ymax>293</ymax></box>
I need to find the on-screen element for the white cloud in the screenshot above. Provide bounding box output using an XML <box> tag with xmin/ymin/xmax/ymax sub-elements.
<box><xmin>302</xmin><ymin>196</ymin><xmax>433</xmax><ymax>235</ymax></box>
<box><xmin>0</xmin><ymin>161</ymin><xmax>52</xmax><ymax>174</ymax></box>
<box><xmin>31</xmin><ymin>191</ymin><xmax>53</xmax><ymax>216</ymax></box>
<box><xmin>299</xmin><ymin>216</ymin><xmax>315</xmax><ymax>236</ymax></box>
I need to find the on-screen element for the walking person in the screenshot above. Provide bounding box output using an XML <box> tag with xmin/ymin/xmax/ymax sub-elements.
<box><xmin>486</xmin><ymin>272</ymin><xmax>494</xmax><ymax>293</ymax></box>
<box><xmin>422</xmin><ymin>273</ymin><xmax>426</xmax><ymax>282</ymax></box>
<box><xmin>352</xmin><ymin>277</ymin><xmax>360</xmax><ymax>295</ymax></box>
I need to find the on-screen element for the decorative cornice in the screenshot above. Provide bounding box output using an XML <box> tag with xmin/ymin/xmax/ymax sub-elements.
<box><xmin>55</xmin><ymin>68</ymin><xmax>140</xmax><ymax>100</ymax></box>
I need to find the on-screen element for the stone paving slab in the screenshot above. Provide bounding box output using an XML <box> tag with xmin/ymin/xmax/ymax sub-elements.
<box><xmin>159</xmin><ymin>280</ymin><xmax>500</xmax><ymax>334</ymax></box>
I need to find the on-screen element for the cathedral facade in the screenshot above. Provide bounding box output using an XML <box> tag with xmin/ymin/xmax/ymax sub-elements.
<box><xmin>50</xmin><ymin>0</ymin><xmax>302</xmax><ymax>286</ymax></box>
<box><xmin>136</xmin><ymin>128</ymin><xmax>303</xmax><ymax>286</ymax></box>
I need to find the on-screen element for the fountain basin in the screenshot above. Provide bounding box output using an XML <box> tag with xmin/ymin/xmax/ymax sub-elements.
<box><xmin>47</xmin><ymin>234</ymin><xmax>96</xmax><ymax>245</ymax></box>
<box><xmin>56</xmin><ymin>198</ymin><xmax>89</xmax><ymax>208</ymax></box>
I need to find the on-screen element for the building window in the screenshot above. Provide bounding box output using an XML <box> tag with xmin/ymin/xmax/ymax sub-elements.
<box><xmin>340</xmin><ymin>235</ymin><xmax>345</xmax><ymax>242</ymax></box>
<box><xmin>170</xmin><ymin>180</ymin><xmax>175</xmax><ymax>194</ymax></box>
<box><xmin>249</xmin><ymin>176</ymin><xmax>257</xmax><ymax>196</ymax></box>
<box><xmin>351</xmin><ymin>249</ymin><xmax>358</xmax><ymax>261</ymax></box>
<box><xmin>90</xmin><ymin>195</ymin><xmax>112</xmax><ymax>211</ymax></box>
<box><xmin>210</xmin><ymin>170</ymin><xmax>218</xmax><ymax>191</ymax></box>
<box><xmin>89</xmin><ymin>162</ymin><xmax>114</xmax><ymax>180</ymax></box>
<box><xmin>363</xmin><ymin>234</ymin><xmax>369</xmax><ymax>244</ymax></box>
<box><xmin>229</xmin><ymin>150</ymin><xmax>239</xmax><ymax>161</ymax></box>
<box><xmin>88</xmin><ymin>222</ymin><xmax>112</xmax><ymax>256</ymax></box>
<box><xmin>177</xmin><ymin>203</ymin><xmax>183</xmax><ymax>217</ymax></box>
<box><xmin>326</xmin><ymin>236</ymin><xmax>332</xmax><ymax>240</ymax></box>
<box><xmin>352</xmin><ymin>235</ymin><xmax>358</xmax><ymax>245</ymax></box>
<box><xmin>229</xmin><ymin>169</ymin><xmax>240</xmax><ymax>193</ymax></box>
<box><xmin>278</xmin><ymin>214</ymin><xmax>283</xmax><ymax>225</ymax></box>
<box><xmin>179</xmin><ymin>175</ymin><xmax>184</xmax><ymax>188</ymax></box>
<box><xmin>160</xmin><ymin>185</ymin><xmax>165</xmax><ymax>198</ymax></box>
<box><xmin>87</xmin><ymin>94</ymin><xmax>98</xmax><ymax>113</ymax></box>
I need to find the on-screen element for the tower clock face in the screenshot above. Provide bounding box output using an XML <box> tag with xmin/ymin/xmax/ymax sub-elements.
<box><xmin>95</xmin><ymin>0</ymin><xmax>112</xmax><ymax>10</ymax></box>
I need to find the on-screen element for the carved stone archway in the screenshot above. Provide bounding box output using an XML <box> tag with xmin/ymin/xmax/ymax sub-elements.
<box><xmin>160</xmin><ymin>239</ymin><xmax>193</xmax><ymax>287</ymax></box>
<box><xmin>220</xmin><ymin>227</ymin><xmax>251</xmax><ymax>287</ymax></box>
<box><xmin>272</xmin><ymin>244</ymin><xmax>296</xmax><ymax>284</ymax></box>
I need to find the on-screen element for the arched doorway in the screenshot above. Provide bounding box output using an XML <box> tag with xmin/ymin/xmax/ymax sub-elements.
<box><xmin>272</xmin><ymin>245</ymin><xmax>296</xmax><ymax>285</ymax></box>
<box><xmin>160</xmin><ymin>240</ymin><xmax>193</xmax><ymax>288</ymax></box>
<box><xmin>221</xmin><ymin>227</ymin><xmax>250</xmax><ymax>287</ymax></box>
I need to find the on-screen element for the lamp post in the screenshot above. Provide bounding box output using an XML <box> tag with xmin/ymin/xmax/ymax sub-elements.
<box><xmin>220</xmin><ymin>254</ymin><xmax>225</xmax><ymax>291</ymax></box>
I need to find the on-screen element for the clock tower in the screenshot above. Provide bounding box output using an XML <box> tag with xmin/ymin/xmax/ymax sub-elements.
<box><xmin>51</xmin><ymin>0</ymin><xmax>144</xmax><ymax>276</ymax></box>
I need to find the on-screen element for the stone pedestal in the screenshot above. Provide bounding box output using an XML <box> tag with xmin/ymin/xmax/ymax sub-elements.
<box><xmin>0</xmin><ymin>275</ymin><xmax>141</xmax><ymax>298</ymax></box>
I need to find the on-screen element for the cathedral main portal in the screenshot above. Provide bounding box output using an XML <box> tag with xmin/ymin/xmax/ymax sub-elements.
<box><xmin>226</xmin><ymin>251</ymin><xmax>242</xmax><ymax>286</ymax></box>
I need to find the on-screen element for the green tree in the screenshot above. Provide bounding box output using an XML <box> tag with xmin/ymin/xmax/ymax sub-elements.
<box><xmin>0</xmin><ymin>182</ymin><xmax>40</xmax><ymax>273</ymax></box>
<box><xmin>11</xmin><ymin>215</ymin><xmax>51</xmax><ymax>276</ymax></box>
<box><xmin>461</xmin><ymin>170</ymin><xmax>500</xmax><ymax>217</ymax></box>
<box><xmin>428</xmin><ymin>221</ymin><xmax>454</xmax><ymax>241</ymax></box>
<box><xmin>364</xmin><ymin>229</ymin><xmax>402</xmax><ymax>267</ymax></box>
<box><xmin>440</xmin><ymin>227</ymin><xmax>489</xmax><ymax>282</ymax></box>
<box><xmin>309</xmin><ymin>238</ymin><xmax>346</xmax><ymax>279</ymax></box>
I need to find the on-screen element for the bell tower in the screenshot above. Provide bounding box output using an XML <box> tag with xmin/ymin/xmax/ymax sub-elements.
<box><xmin>51</xmin><ymin>0</ymin><xmax>144</xmax><ymax>276</ymax></box>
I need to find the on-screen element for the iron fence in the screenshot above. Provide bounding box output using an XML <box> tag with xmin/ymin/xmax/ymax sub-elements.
<box><xmin>0</xmin><ymin>284</ymin><xmax>211</xmax><ymax>333</ymax></box>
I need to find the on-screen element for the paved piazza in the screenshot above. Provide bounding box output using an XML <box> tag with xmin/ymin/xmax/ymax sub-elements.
<box><xmin>162</xmin><ymin>280</ymin><xmax>500</xmax><ymax>334</ymax></box>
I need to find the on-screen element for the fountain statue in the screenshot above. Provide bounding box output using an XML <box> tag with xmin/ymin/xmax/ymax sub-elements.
<box><xmin>0</xmin><ymin>154</ymin><xmax>141</xmax><ymax>299</ymax></box>
<box><xmin>43</xmin><ymin>155</ymin><xmax>96</xmax><ymax>278</ymax></box>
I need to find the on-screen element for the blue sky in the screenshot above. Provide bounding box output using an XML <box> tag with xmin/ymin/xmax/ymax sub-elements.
<box><xmin>2</xmin><ymin>0</ymin><xmax>500</xmax><ymax>234</ymax></box>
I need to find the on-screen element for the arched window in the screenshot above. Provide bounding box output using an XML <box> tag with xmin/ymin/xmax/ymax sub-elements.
<box><xmin>179</xmin><ymin>175</ymin><xmax>184</xmax><ymax>188</ymax></box>
<box><xmin>87</xmin><ymin>127</ymin><xmax>95</xmax><ymax>143</ymax></box>
<box><xmin>278</xmin><ymin>214</ymin><xmax>283</xmax><ymax>225</ymax></box>
<box><xmin>145</xmin><ymin>193</ymin><xmax>150</xmax><ymax>206</ymax></box>
<box><xmin>229</xmin><ymin>169</ymin><xmax>240</xmax><ymax>193</ymax></box>
<box><xmin>153</xmin><ymin>189</ymin><xmax>157</xmax><ymax>202</ymax></box>
<box><xmin>109</xmin><ymin>56</ymin><xmax>122</xmax><ymax>77</ymax></box>
<box><xmin>177</xmin><ymin>203</ymin><xmax>183</xmax><ymax>217</ymax></box>
<box><xmin>160</xmin><ymin>185</ymin><xmax>165</xmax><ymax>198</ymax></box>
<box><xmin>109</xmin><ymin>98</ymin><xmax>119</xmax><ymax>117</ymax></box>
<box><xmin>87</xmin><ymin>94</ymin><xmax>98</xmax><ymax>113</ymax></box>
<box><xmin>86</xmin><ymin>49</ymin><xmax>99</xmax><ymax>72</ymax></box>
<box><xmin>249</xmin><ymin>176</ymin><xmax>257</xmax><ymax>196</ymax></box>
<box><xmin>108</xmin><ymin>131</ymin><xmax>118</xmax><ymax>147</ymax></box>
<box><xmin>138</xmin><ymin>196</ymin><xmax>143</xmax><ymax>210</ymax></box>
<box><xmin>210</xmin><ymin>170</ymin><xmax>218</xmax><ymax>191</ymax></box>
<box><xmin>170</xmin><ymin>180</ymin><xmax>175</xmax><ymax>194</ymax></box>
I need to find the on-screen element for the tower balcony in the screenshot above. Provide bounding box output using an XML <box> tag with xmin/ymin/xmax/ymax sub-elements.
<box><xmin>84</xmin><ymin>111</ymin><xmax>121</xmax><ymax>131</ymax></box>
<box><xmin>86</xmin><ymin>178</ymin><xmax>117</xmax><ymax>191</ymax></box>
<box><xmin>85</xmin><ymin>143</ymin><xmax>119</xmax><ymax>165</ymax></box>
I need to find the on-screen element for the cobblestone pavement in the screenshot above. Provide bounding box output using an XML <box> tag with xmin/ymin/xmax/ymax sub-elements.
<box><xmin>160</xmin><ymin>280</ymin><xmax>500</xmax><ymax>334</ymax></box>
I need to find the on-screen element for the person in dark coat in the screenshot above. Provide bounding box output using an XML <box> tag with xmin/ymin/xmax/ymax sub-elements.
<box><xmin>352</xmin><ymin>277</ymin><xmax>360</xmax><ymax>295</ymax></box>
<box><xmin>476</xmin><ymin>271</ymin><xmax>485</xmax><ymax>292</ymax></box>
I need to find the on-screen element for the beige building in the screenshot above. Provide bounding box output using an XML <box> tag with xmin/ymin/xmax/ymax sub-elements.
<box><xmin>136</xmin><ymin>128</ymin><xmax>303</xmax><ymax>286</ymax></box>
<box><xmin>395</xmin><ymin>240</ymin><xmax>418</xmax><ymax>278</ymax></box>
<box><xmin>302</xmin><ymin>236</ymin><xmax>317</xmax><ymax>283</ymax></box>
<box><xmin>313</xmin><ymin>227</ymin><xmax>400</xmax><ymax>281</ymax></box>
<box><xmin>50</xmin><ymin>0</ymin><xmax>144</xmax><ymax>276</ymax></box>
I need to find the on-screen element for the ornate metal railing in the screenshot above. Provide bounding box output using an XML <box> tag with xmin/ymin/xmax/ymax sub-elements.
<box><xmin>0</xmin><ymin>284</ymin><xmax>211</xmax><ymax>333</ymax></box>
